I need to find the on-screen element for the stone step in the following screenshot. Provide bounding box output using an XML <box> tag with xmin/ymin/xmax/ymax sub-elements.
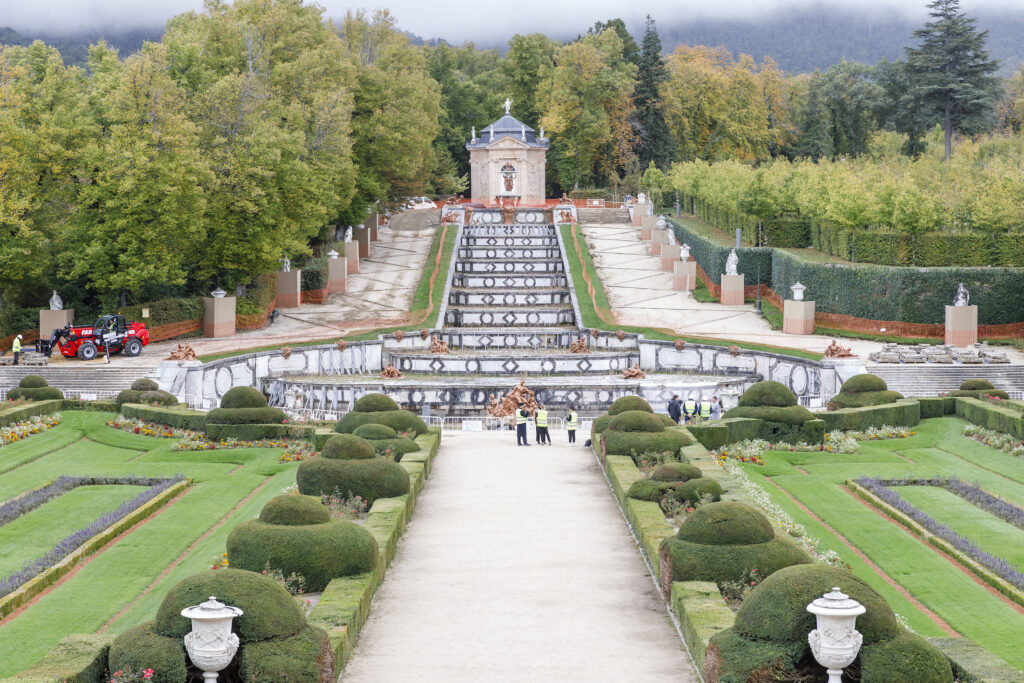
<box><xmin>868</xmin><ymin>364</ymin><xmax>1024</xmax><ymax>395</ymax></box>
<box><xmin>448</xmin><ymin>290</ymin><xmax>571</xmax><ymax>307</ymax></box>
<box><xmin>0</xmin><ymin>366</ymin><xmax>153</xmax><ymax>394</ymax></box>
<box><xmin>462</xmin><ymin>224</ymin><xmax>556</xmax><ymax>237</ymax></box>
<box><xmin>452</xmin><ymin>274</ymin><xmax>569</xmax><ymax>289</ymax></box>
<box><xmin>445</xmin><ymin>307</ymin><xmax>576</xmax><ymax>328</ymax></box>
<box><xmin>436</xmin><ymin>328</ymin><xmax>638</xmax><ymax>351</ymax></box>
<box><xmin>577</xmin><ymin>207</ymin><xmax>632</xmax><ymax>224</ymax></box>
<box><xmin>455</xmin><ymin>259</ymin><xmax>563</xmax><ymax>274</ymax></box>
<box><xmin>461</xmin><ymin>235</ymin><xmax>557</xmax><ymax>247</ymax></box>
<box><xmin>384</xmin><ymin>350</ymin><xmax>640</xmax><ymax>376</ymax></box>
<box><xmin>458</xmin><ymin>247</ymin><xmax>562</xmax><ymax>260</ymax></box>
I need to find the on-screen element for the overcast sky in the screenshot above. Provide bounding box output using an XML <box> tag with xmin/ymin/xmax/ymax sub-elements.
<box><xmin>5</xmin><ymin>0</ymin><xmax>1021</xmax><ymax>41</ymax></box>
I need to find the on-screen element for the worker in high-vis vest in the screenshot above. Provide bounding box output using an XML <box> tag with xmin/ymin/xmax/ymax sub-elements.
<box><xmin>683</xmin><ymin>395</ymin><xmax>697</xmax><ymax>423</ymax></box>
<box><xmin>699</xmin><ymin>397</ymin><xmax>712</xmax><ymax>420</ymax></box>
<box><xmin>11</xmin><ymin>334</ymin><xmax>22</xmax><ymax>366</ymax></box>
<box><xmin>515</xmin><ymin>402</ymin><xmax>531</xmax><ymax>446</ymax></box>
<box><xmin>535</xmin><ymin>403</ymin><xmax>551</xmax><ymax>445</ymax></box>
<box><xmin>566</xmin><ymin>406</ymin><xmax>579</xmax><ymax>444</ymax></box>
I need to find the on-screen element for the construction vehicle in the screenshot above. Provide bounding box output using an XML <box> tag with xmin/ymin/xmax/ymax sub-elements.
<box><xmin>43</xmin><ymin>314</ymin><xmax>151</xmax><ymax>360</ymax></box>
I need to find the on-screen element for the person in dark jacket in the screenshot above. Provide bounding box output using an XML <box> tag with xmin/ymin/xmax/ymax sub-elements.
<box><xmin>515</xmin><ymin>402</ymin><xmax>531</xmax><ymax>446</ymax></box>
<box><xmin>667</xmin><ymin>395</ymin><xmax>682</xmax><ymax>424</ymax></box>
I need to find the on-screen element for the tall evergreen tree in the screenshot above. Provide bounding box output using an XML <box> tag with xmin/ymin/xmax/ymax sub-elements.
<box><xmin>903</xmin><ymin>0</ymin><xmax>1000</xmax><ymax>160</ymax></box>
<box><xmin>632</xmin><ymin>16</ymin><xmax>674</xmax><ymax>171</ymax></box>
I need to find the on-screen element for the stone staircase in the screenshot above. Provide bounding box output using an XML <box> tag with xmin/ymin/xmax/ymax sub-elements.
<box><xmin>577</xmin><ymin>207</ymin><xmax>631</xmax><ymax>224</ymax></box>
<box><xmin>0</xmin><ymin>366</ymin><xmax>152</xmax><ymax>397</ymax></box>
<box><xmin>868</xmin><ymin>364</ymin><xmax>1024</xmax><ymax>396</ymax></box>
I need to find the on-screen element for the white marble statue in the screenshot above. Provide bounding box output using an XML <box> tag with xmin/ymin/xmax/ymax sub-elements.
<box><xmin>281</xmin><ymin>256</ymin><xmax>291</xmax><ymax>273</ymax></box>
<box><xmin>953</xmin><ymin>282</ymin><xmax>969</xmax><ymax>306</ymax></box>
<box><xmin>503</xmin><ymin>97</ymin><xmax>512</xmax><ymax>114</ymax></box>
<box><xmin>49</xmin><ymin>290</ymin><xmax>63</xmax><ymax>311</ymax></box>
<box><xmin>539</xmin><ymin>126</ymin><xmax>544</xmax><ymax>139</ymax></box>
<box><xmin>725</xmin><ymin>249</ymin><xmax>739</xmax><ymax>276</ymax></box>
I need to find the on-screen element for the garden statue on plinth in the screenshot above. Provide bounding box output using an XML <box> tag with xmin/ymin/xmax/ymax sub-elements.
<box><xmin>953</xmin><ymin>282</ymin><xmax>969</xmax><ymax>306</ymax></box>
<box><xmin>280</xmin><ymin>256</ymin><xmax>291</xmax><ymax>272</ymax></box>
<box><xmin>725</xmin><ymin>249</ymin><xmax>739</xmax><ymax>276</ymax></box>
<box><xmin>49</xmin><ymin>290</ymin><xmax>63</xmax><ymax>311</ymax></box>
<box><xmin>824</xmin><ymin>340</ymin><xmax>855</xmax><ymax>358</ymax></box>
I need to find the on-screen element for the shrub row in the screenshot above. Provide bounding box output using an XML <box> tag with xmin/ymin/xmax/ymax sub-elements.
<box><xmin>120</xmin><ymin>297</ymin><xmax>203</xmax><ymax>328</ymax></box>
<box><xmin>205</xmin><ymin>423</ymin><xmax>288</xmax><ymax>440</ymax></box>
<box><xmin>955</xmin><ymin>397</ymin><xmax>1024</xmax><ymax>439</ymax></box>
<box><xmin>0</xmin><ymin>399</ymin><xmax>63</xmax><ymax>427</ymax></box>
<box><xmin>205</xmin><ymin>406</ymin><xmax>286</xmax><ymax>425</ymax></box>
<box><xmin>121</xmin><ymin>404</ymin><xmax>208</xmax><ymax>431</ymax></box>
<box><xmin>814</xmin><ymin>399</ymin><xmax>921</xmax><ymax>432</ymax></box>
<box><xmin>601</xmin><ymin>429</ymin><xmax>693</xmax><ymax>460</ymax></box>
<box><xmin>8</xmin><ymin>386</ymin><xmax>63</xmax><ymax>401</ymax></box>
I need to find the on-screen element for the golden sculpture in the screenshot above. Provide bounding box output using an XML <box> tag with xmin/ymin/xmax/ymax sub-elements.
<box><xmin>623</xmin><ymin>364</ymin><xmax>646</xmax><ymax>379</ymax></box>
<box><xmin>487</xmin><ymin>380</ymin><xmax>538</xmax><ymax>418</ymax></box>
<box><xmin>336</xmin><ymin>339</ymin><xmax>348</xmax><ymax>352</ymax></box>
<box><xmin>166</xmin><ymin>342</ymin><xmax>197</xmax><ymax>361</ymax></box>
<box><xmin>281</xmin><ymin>346</ymin><xmax>292</xmax><ymax>359</ymax></box>
<box><xmin>430</xmin><ymin>335</ymin><xmax>450</xmax><ymax>354</ymax></box>
<box><xmin>824</xmin><ymin>340</ymin><xmax>856</xmax><ymax>358</ymax></box>
<box><xmin>381</xmin><ymin>364</ymin><xmax>402</xmax><ymax>379</ymax></box>
<box><xmin>394</xmin><ymin>330</ymin><xmax>405</xmax><ymax>342</ymax></box>
<box><xmin>420</xmin><ymin>328</ymin><xmax>430</xmax><ymax>340</ymax></box>
<box><xmin>728</xmin><ymin>345</ymin><xmax>741</xmax><ymax>357</ymax></box>
<box><xmin>568</xmin><ymin>336</ymin><xmax>589</xmax><ymax>354</ymax></box>
<box><xmin>615</xmin><ymin>330</ymin><xmax>627</xmax><ymax>341</ymax></box>
<box><xmin>590</xmin><ymin>328</ymin><xmax>600</xmax><ymax>339</ymax></box>
<box><xmin>674</xmin><ymin>339</ymin><xmax>686</xmax><ymax>351</ymax></box>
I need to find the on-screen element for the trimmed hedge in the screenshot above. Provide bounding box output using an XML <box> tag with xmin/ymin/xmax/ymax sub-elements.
<box><xmin>955</xmin><ymin>397</ymin><xmax>1024</xmax><ymax>439</ymax></box>
<box><xmin>18</xmin><ymin>375</ymin><xmax>47</xmax><ymax>388</ymax></box>
<box><xmin>321</xmin><ymin>434</ymin><xmax>376</xmax><ymax>460</ymax></box>
<box><xmin>259</xmin><ymin>495</ymin><xmax>330</xmax><ymax>525</ymax></box>
<box><xmin>860</xmin><ymin>632</ymin><xmax>954</xmax><ymax>683</ymax></box>
<box><xmin>352</xmin><ymin>423</ymin><xmax>397</xmax><ymax>440</ymax></box>
<box><xmin>687</xmin><ymin>422</ymin><xmax>728</xmax><ymax>450</ymax></box>
<box><xmin>131</xmin><ymin>378</ymin><xmax>159</xmax><ymax>392</ymax></box>
<box><xmin>828</xmin><ymin>390</ymin><xmax>905</xmax><ymax>410</ymax></box>
<box><xmin>0</xmin><ymin>399</ymin><xmax>63</xmax><ymax>427</ymax></box>
<box><xmin>602</xmin><ymin>429</ymin><xmax>693</xmax><ymax>459</ymax></box>
<box><xmin>220</xmin><ymin>386</ymin><xmax>268</xmax><ymax>409</ymax></box>
<box><xmin>672</xmin><ymin>478</ymin><xmax>724</xmax><ymax>504</ymax></box>
<box><xmin>205</xmin><ymin>423</ymin><xmax>289</xmax><ymax>440</ymax></box>
<box><xmin>3</xmin><ymin>634</ymin><xmax>113</xmax><ymax>683</ymax></box>
<box><xmin>334</xmin><ymin>410</ymin><xmax>429</xmax><ymax>436</ymax></box>
<box><xmin>660</xmin><ymin>534</ymin><xmax>810</xmax><ymax>585</ymax></box>
<box><xmin>120</xmin><ymin>297</ymin><xmax>203</xmax><ymax>328</ymax></box>
<box><xmin>948</xmin><ymin>389</ymin><xmax>1010</xmax><ymax>400</ymax></box>
<box><xmin>107</xmin><ymin>622</ymin><xmax>187</xmax><ymax>683</ymax></box>
<box><xmin>352</xmin><ymin>393</ymin><xmax>400</xmax><ymax>412</ymax></box>
<box><xmin>918</xmin><ymin>397</ymin><xmax>951</xmax><ymax>418</ymax></box>
<box><xmin>627</xmin><ymin>479</ymin><xmax>681</xmax><ymax>502</ymax></box>
<box><xmin>154</xmin><ymin>568</ymin><xmax>305</xmax><ymax>641</ymax></box>
<box><xmin>296</xmin><ymin>457</ymin><xmax>411</xmax><ymax>505</ymax></box>
<box><xmin>723</xmin><ymin>405</ymin><xmax>814</xmax><ymax>425</ymax></box>
<box><xmin>591</xmin><ymin>415</ymin><xmax>612</xmax><ymax>439</ymax></box>
<box><xmin>227</xmin><ymin>518</ymin><xmax>378</xmax><ymax>591</ymax></box>
<box><xmin>841</xmin><ymin>374</ymin><xmax>889</xmax><ymax>393</ymax></box>
<box><xmin>651</xmin><ymin>462</ymin><xmax>702</xmax><ymax>482</ymax></box>
<box><xmin>677</xmin><ymin>502</ymin><xmax>773</xmax><ymax>545</ymax></box>
<box><xmin>240</xmin><ymin>625</ymin><xmax>331</xmax><ymax>682</ymax></box>
<box><xmin>206</xmin><ymin>406</ymin><xmax>286</xmax><ymax>425</ymax></box>
<box><xmin>737</xmin><ymin>381</ymin><xmax>797</xmax><ymax>407</ymax></box>
<box><xmin>116</xmin><ymin>389</ymin><xmax>177</xmax><ymax>406</ymax></box>
<box><xmin>608</xmin><ymin>410</ymin><xmax>666</xmax><ymax>433</ymax></box>
<box><xmin>121</xmin><ymin>404</ymin><xmax>208</xmax><ymax>431</ymax></box>
<box><xmin>961</xmin><ymin>379</ymin><xmax>995</xmax><ymax>391</ymax></box>
<box><xmin>815</xmin><ymin>399</ymin><xmax>921</xmax><ymax>431</ymax></box>
<box><xmin>608</xmin><ymin>395</ymin><xmax>653</xmax><ymax>415</ymax></box>
<box><xmin>369</xmin><ymin>437</ymin><xmax>421</xmax><ymax>457</ymax></box>
<box><xmin>7</xmin><ymin>386</ymin><xmax>64</xmax><ymax>401</ymax></box>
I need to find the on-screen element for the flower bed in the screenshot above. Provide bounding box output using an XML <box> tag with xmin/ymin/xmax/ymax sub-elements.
<box><xmin>964</xmin><ymin>423</ymin><xmax>1024</xmax><ymax>458</ymax></box>
<box><xmin>0</xmin><ymin>414</ymin><xmax>61</xmax><ymax>447</ymax></box>
<box><xmin>105</xmin><ymin>416</ymin><xmax>180</xmax><ymax>439</ymax></box>
<box><xmin>711</xmin><ymin>426</ymin><xmax>915</xmax><ymax>466</ymax></box>
<box><xmin>106</xmin><ymin>416</ymin><xmax>315</xmax><ymax>461</ymax></box>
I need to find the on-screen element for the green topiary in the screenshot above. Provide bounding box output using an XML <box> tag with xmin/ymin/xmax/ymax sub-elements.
<box><xmin>608</xmin><ymin>410</ymin><xmax>666</xmax><ymax>433</ymax></box>
<box><xmin>296</xmin><ymin>456</ymin><xmax>411</xmax><ymax>505</ymax></box>
<box><xmin>7</xmin><ymin>386</ymin><xmax>64</xmax><ymax>401</ymax></box>
<box><xmin>733</xmin><ymin>564</ymin><xmax>899</xmax><ymax>645</ymax></box>
<box><xmin>205</xmin><ymin>423</ymin><xmax>288</xmax><ymax>440</ymax></box>
<box><xmin>258</xmin><ymin>495</ymin><xmax>330</xmax><ymax>526</ymax></box>
<box><xmin>334</xmin><ymin>409</ymin><xmax>429</xmax><ymax>436</ymax></box>
<box><xmin>660</xmin><ymin>534</ymin><xmax>810</xmax><ymax>588</ymax></box>
<box><xmin>205</xmin><ymin>406</ymin><xmax>286</xmax><ymax>425</ymax></box>
<box><xmin>130</xmin><ymin>378</ymin><xmax>159</xmax><ymax>392</ymax></box>
<box><xmin>949</xmin><ymin>389</ymin><xmax>1011</xmax><ymax>400</ymax></box>
<box><xmin>723</xmin><ymin>405</ymin><xmax>815</xmax><ymax>425</ymax></box>
<box><xmin>626</xmin><ymin>479</ymin><xmax>680</xmax><ymax>502</ymax></box>
<box><xmin>860</xmin><ymin>632</ymin><xmax>954</xmax><ymax>683</ymax></box>
<box><xmin>601</xmin><ymin>429</ymin><xmax>693</xmax><ymax>459</ymax></box>
<box><xmin>676</xmin><ymin>502</ymin><xmax>773</xmax><ymax>545</ymax></box>
<box><xmin>656</xmin><ymin>414</ymin><xmax>677</xmax><ymax>426</ymax></box>
<box><xmin>220</xmin><ymin>386</ymin><xmax>268</xmax><ymax>409</ymax></box>
<box><xmin>705</xmin><ymin>627</ymin><xmax>805</xmax><ymax>683</ymax></box>
<box><xmin>960</xmin><ymin>378</ymin><xmax>995</xmax><ymax>391</ymax></box>
<box><xmin>239</xmin><ymin>625</ymin><xmax>331</xmax><ymax>682</ymax></box>
<box><xmin>827</xmin><ymin>390</ymin><xmax>904</xmax><ymax>410</ymax></box>
<box><xmin>369</xmin><ymin>437</ymin><xmax>421</xmax><ymax>457</ymax></box>
<box><xmin>116</xmin><ymin>389</ymin><xmax>142</xmax><ymax>405</ymax></box>
<box><xmin>651</xmin><ymin>462</ymin><xmax>702</xmax><ymax>482</ymax></box>
<box><xmin>840</xmin><ymin>373</ymin><xmax>889</xmax><ymax>393</ymax></box>
<box><xmin>107</xmin><ymin>622</ymin><xmax>187</xmax><ymax>683</ymax></box>
<box><xmin>353</xmin><ymin>423</ymin><xmax>397</xmax><ymax>440</ymax></box>
<box><xmin>672</xmin><ymin>478</ymin><xmax>724</xmax><ymax>505</ymax></box>
<box><xmin>18</xmin><ymin>375</ymin><xmax>48</xmax><ymax>389</ymax></box>
<box><xmin>321</xmin><ymin>433</ymin><xmax>375</xmax><ymax>460</ymax></box>
<box><xmin>139</xmin><ymin>390</ymin><xmax>178</xmax><ymax>406</ymax></box>
<box><xmin>737</xmin><ymin>381</ymin><xmax>797</xmax><ymax>407</ymax></box>
<box><xmin>591</xmin><ymin>415</ymin><xmax>612</xmax><ymax>438</ymax></box>
<box><xmin>607</xmin><ymin>395</ymin><xmax>653</xmax><ymax>415</ymax></box>
<box><xmin>154</xmin><ymin>568</ymin><xmax>305</xmax><ymax>642</ymax></box>
<box><xmin>352</xmin><ymin>393</ymin><xmax>400</xmax><ymax>412</ymax></box>
<box><xmin>227</xmin><ymin>518</ymin><xmax>378</xmax><ymax>591</ymax></box>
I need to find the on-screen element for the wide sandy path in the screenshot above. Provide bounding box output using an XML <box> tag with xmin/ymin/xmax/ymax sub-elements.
<box><xmin>341</xmin><ymin>431</ymin><xmax>698</xmax><ymax>683</ymax></box>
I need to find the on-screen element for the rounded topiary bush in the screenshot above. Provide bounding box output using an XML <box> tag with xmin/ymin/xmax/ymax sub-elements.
<box><xmin>258</xmin><ymin>495</ymin><xmax>330</xmax><ymax>526</ymax></box>
<box><xmin>602</xmin><ymin>429</ymin><xmax>693</xmax><ymax>459</ymax></box>
<box><xmin>370</xmin><ymin>437</ymin><xmax>421</xmax><ymax>458</ymax></box>
<box><xmin>827</xmin><ymin>390</ymin><xmax>904</xmax><ymax>410</ymax></box>
<box><xmin>626</xmin><ymin>479</ymin><xmax>679</xmax><ymax>501</ymax></box>
<box><xmin>108</xmin><ymin>622</ymin><xmax>187</xmax><ymax>683</ymax></box>
<box><xmin>334</xmin><ymin>410</ymin><xmax>429</xmax><ymax>436</ymax></box>
<box><xmin>206</xmin><ymin>406</ymin><xmax>286</xmax><ymax>425</ymax></box>
<box><xmin>131</xmin><ymin>378</ymin><xmax>159</xmax><ymax>392</ymax></box>
<box><xmin>154</xmin><ymin>568</ymin><xmax>305</xmax><ymax>642</ymax></box>
<box><xmin>608</xmin><ymin>395</ymin><xmax>653</xmax><ymax>415</ymax></box>
<box><xmin>116</xmin><ymin>388</ymin><xmax>142</xmax><ymax>405</ymax></box>
<box><xmin>321</xmin><ymin>433</ymin><xmax>376</xmax><ymax>460</ymax></box>
<box><xmin>723</xmin><ymin>405</ymin><xmax>815</xmax><ymax>425</ymax></box>
<box><xmin>139</xmin><ymin>390</ymin><xmax>178</xmax><ymax>406</ymax></box>
<box><xmin>353</xmin><ymin>393</ymin><xmax>400</xmax><ymax>412</ymax></box>
<box><xmin>353</xmin><ymin>423</ymin><xmax>397</xmax><ymax>440</ymax></box>
<box><xmin>677</xmin><ymin>502</ymin><xmax>773</xmax><ymax>545</ymax></box>
<box><xmin>608</xmin><ymin>410</ymin><xmax>666</xmax><ymax>433</ymax></box>
<box><xmin>220</xmin><ymin>386</ymin><xmax>268</xmax><ymax>409</ymax></box>
<box><xmin>859</xmin><ymin>632</ymin><xmax>953</xmax><ymax>683</ymax></box>
<box><xmin>227</xmin><ymin>517</ymin><xmax>378</xmax><ymax>591</ymax></box>
<box><xmin>8</xmin><ymin>386</ymin><xmax>64</xmax><ymax>401</ymax></box>
<box><xmin>949</xmin><ymin>388</ymin><xmax>1010</xmax><ymax>400</ymax></box>
<box><xmin>239</xmin><ymin>625</ymin><xmax>331</xmax><ymax>682</ymax></box>
<box><xmin>737</xmin><ymin>381</ymin><xmax>797</xmax><ymax>408</ymax></box>
<box><xmin>960</xmin><ymin>378</ymin><xmax>994</xmax><ymax>391</ymax></box>
<box><xmin>672</xmin><ymin>477</ymin><xmax>723</xmax><ymax>504</ymax></box>
<box><xmin>841</xmin><ymin>373</ymin><xmax>889</xmax><ymax>393</ymax></box>
<box><xmin>18</xmin><ymin>375</ymin><xmax>48</xmax><ymax>389</ymax></box>
<box><xmin>651</xmin><ymin>462</ymin><xmax>702</xmax><ymax>482</ymax></box>
<box><xmin>591</xmin><ymin>415</ymin><xmax>612</xmax><ymax>438</ymax></box>
<box><xmin>296</xmin><ymin>457</ymin><xmax>410</xmax><ymax>505</ymax></box>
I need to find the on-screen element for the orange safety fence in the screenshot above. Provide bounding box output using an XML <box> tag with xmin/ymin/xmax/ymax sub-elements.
<box><xmin>569</xmin><ymin>225</ymin><xmax>616</xmax><ymax>326</ymax></box>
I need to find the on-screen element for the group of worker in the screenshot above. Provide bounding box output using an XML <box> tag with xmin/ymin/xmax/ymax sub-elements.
<box><xmin>514</xmin><ymin>402</ymin><xmax>579</xmax><ymax>446</ymax></box>
<box><xmin>667</xmin><ymin>394</ymin><xmax>720</xmax><ymax>424</ymax></box>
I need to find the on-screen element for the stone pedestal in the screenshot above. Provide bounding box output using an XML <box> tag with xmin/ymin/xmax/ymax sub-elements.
<box><xmin>370</xmin><ymin>224</ymin><xmax>379</xmax><ymax>241</ymax></box>
<box><xmin>354</xmin><ymin>226</ymin><xmax>370</xmax><ymax>258</ymax></box>
<box><xmin>346</xmin><ymin>245</ymin><xmax>360</xmax><ymax>275</ymax></box>
<box><xmin>276</xmin><ymin>270</ymin><xmax>302</xmax><ymax>309</ymax></box>
<box><xmin>39</xmin><ymin>309</ymin><xmax>74</xmax><ymax>338</ymax></box>
<box><xmin>720</xmin><ymin>274</ymin><xmax>745</xmax><ymax>306</ymax></box>
<box><xmin>660</xmin><ymin>244</ymin><xmax>680</xmax><ymax>272</ymax></box>
<box><xmin>632</xmin><ymin>203</ymin><xmax>647</xmax><ymax>226</ymax></box>
<box><xmin>202</xmin><ymin>296</ymin><xmax>236</xmax><ymax>338</ymax></box>
<box><xmin>674</xmin><ymin>260</ymin><xmax>696</xmax><ymax>291</ymax></box>
<box><xmin>650</xmin><ymin>229</ymin><xmax>665</xmax><ymax>257</ymax></box>
<box><xmin>640</xmin><ymin>214</ymin><xmax>657</xmax><ymax>240</ymax></box>
<box><xmin>945</xmin><ymin>305</ymin><xmax>978</xmax><ymax>347</ymax></box>
<box><xmin>783</xmin><ymin>300</ymin><xmax>815</xmax><ymax>335</ymax></box>
<box><xmin>328</xmin><ymin>257</ymin><xmax>347</xmax><ymax>294</ymax></box>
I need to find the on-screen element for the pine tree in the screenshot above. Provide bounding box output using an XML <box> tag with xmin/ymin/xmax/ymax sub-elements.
<box><xmin>632</xmin><ymin>16</ymin><xmax>674</xmax><ymax>171</ymax></box>
<box><xmin>904</xmin><ymin>0</ymin><xmax>1000</xmax><ymax>160</ymax></box>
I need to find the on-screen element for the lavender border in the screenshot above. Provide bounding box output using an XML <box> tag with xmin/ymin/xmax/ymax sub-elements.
<box><xmin>856</xmin><ymin>475</ymin><xmax>1024</xmax><ymax>590</ymax></box>
<box><xmin>0</xmin><ymin>475</ymin><xmax>185</xmax><ymax>597</ymax></box>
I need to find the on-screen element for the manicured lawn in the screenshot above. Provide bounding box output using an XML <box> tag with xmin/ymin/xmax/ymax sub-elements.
<box><xmin>741</xmin><ymin>416</ymin><xmax>1024</xmax><ymax>670</ymax></box>
<box><xmin>0</xmin><ymin>411</ymin><xmax>297</xmax><ymax>677</ymax></box>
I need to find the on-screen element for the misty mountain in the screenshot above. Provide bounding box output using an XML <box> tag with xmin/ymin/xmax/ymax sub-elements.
<box><xmin>0</xmin><ymin>25</ymin><xmax>162</xmax><ymax>67</ymax></box>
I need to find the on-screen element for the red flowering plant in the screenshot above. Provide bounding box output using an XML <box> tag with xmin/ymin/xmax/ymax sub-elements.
<box><xmin>108</xmin><ymin>667</ymin><xmax>154</xmax><ymax>682</ymax></box>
